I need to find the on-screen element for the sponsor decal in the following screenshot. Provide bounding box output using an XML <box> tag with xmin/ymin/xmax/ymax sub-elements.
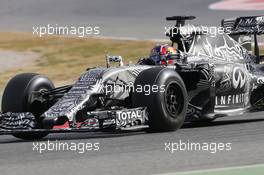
<box><xmin>116</xmin><ymin>109</ymin><xmax>144</xmax><ymax>127</ymax></box>
<box><xmin>215</xmin><ymin>93</ymin><xmax>246</xmax><ymax>105</ymax></box>
<box><xmin>232</xmin><ymin>67</ymin><xmax>246</xmax><ymax>90</ymax></box>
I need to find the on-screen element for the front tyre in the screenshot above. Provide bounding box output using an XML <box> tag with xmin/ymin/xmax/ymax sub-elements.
<box><xmin>2</xmin><ymin>73</ymin><xmax>55</xmax><ymax>140</ymax></box>
<box><xmin>132</xmin><ymin>67</ymin><xmax>188</xmax><ymax>132</ymax></box>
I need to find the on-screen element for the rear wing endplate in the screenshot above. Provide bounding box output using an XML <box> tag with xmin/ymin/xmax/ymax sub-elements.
<box><xmin>222</xmin><ymin>16</ymin><xmax>264</xmax><ymax>35</ymax></box>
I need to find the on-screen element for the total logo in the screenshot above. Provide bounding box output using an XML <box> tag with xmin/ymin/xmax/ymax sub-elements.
<box><xmin>232</xmin><ymin>67</ymin><xmax>246</xmax><ymax>90</ymax></box>
<box><xmin>116</xmin><ymin>110</ymin><xmax>143</xmax><ymax>126</ymax></box>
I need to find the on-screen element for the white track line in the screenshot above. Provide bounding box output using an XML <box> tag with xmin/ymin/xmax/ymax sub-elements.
<box><xmin>154</xmin><ymin>164</ymin><xmax>264</xmax><ymax>175</ymax></box>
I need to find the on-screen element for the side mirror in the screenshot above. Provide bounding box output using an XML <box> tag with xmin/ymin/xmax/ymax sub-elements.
<box><xmin>106</xmin><ymin>55</ymin><xmax>124</xmax><ymax>68</ymax></box>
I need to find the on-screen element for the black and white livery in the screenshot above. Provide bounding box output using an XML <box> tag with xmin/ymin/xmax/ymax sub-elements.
<box><xmin>1</xmin><ymin>15</ymin><xmax>264</xmax><ymax>140</ymax></box>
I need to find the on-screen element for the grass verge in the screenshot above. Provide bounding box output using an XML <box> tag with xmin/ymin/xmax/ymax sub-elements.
<box><xmin>0</xmin><ymin>32</ymin><xmax>157</xmax><ymax>90</ymax></box>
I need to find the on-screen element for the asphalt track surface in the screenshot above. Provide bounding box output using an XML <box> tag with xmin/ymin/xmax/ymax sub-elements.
<box><xmin>1</xmin><ymin>113</ymin><xmax>264</xmax><ymax>175</ymax></box>
<box><xmin>0</xmin><ymin>0</ymin><xmax>264</xmax><ymax>175</ymax></box>
<box><xmin>0</xmin><ymin>0</ymin><xmax>262</xmax><ymax>39</ymax></box>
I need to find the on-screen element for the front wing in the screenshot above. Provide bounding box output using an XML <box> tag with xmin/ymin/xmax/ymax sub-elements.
<box><xmin>0</xmin><ymin>107</ymin><xmax>148</xmax><ymax>136</ymax></box>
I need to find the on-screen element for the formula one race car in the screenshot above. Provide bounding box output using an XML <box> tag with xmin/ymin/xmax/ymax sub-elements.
<box><xmin>0</xmin><ymin>15</ymin><xmax>264</xmax><ymax>140</ymax></box>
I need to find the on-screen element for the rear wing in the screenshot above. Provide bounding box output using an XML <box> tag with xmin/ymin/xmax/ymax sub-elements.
<box><xmin>222</xmin><ymin>16</ymin><xmax>264</xmax><ymax>35</ymax></box>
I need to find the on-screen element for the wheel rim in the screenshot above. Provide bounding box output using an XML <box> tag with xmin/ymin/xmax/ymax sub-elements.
<box><xmin>165</xmin><ymin>81</ymin><xmax>184</xmax><ymax>118</ymax></box>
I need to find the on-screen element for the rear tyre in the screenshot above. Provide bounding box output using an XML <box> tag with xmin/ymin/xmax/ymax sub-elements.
<box><xmin>132</xmin><ymin>67</ymin><xmax>188</xmax><ymax>132</ymax></box>
<box><xmin>2</xmin><ymin>73</ymin><xmax>55</xmax><ymax>140</ymax></box>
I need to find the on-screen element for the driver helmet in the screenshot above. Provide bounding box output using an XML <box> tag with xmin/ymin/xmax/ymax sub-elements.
<box><xmin>149</xmin><ymin>44</ymin><xmax>178</xmax><ymax>65</ymax></box>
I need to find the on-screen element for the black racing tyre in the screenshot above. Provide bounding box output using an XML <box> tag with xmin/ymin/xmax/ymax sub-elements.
<box><xmin>2</xmin><ymin>73</ymin><xmax>55</xmax><ymax>140</ymax></box>
<box><xmin>132</xmin><ymin>67</ymin><xmax>188</xmax><ymax>132</ymax></box>
<box><xmin>250</xmin><ymin>85</ymin><xmax>264</xmax><ymax>109</ymax></box>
